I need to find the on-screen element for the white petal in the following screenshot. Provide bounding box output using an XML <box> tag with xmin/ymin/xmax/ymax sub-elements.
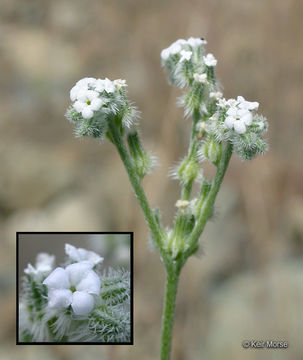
<box><xmin>241</xmin><ymin>112</ymin><xmax>253</xmax><ymax>126</ymax></box>
<box><xmin>237</xmin><ymin>96</ymin><xmax>245</xmax><ymax>103</ymax></box>
<box><xmin>48</xmin><ymin>289</ymin><xmax>72</xmax><ymax>310</ymax></box>
<box><xmin>77</xmin><ymin>89</ymin><xmax>90</xmax><ymax>102</ymax></box>
<box><xmin>233</xmin><ymin>120</ymin><xmax>246</xmax><ymax>134</ymax></box>
<box><xmin>176</xmin><ymin>39</ymin><xmax>188</xmax><ymax>46</ymax></box>
<box><xmin>247</xmin><ymin>101</ymin><xmax>259</xmax><ymax>110</ymax></box>
<box><xmin>43</xmin><ymin>267</ymin><xmax>70</xmax><ymax>289</ymax></box>
<box><xmin>169</xmin><ymin>43</ymin><xmax>181</xmax><ymax>54</ymax></box>
<box><xmin>86</xmin><ymin>90</ymin><xmax>99</xmax><ymax>101</ymax></box>
<box><xmin>36</xmin><ymin>253</ymin><xmax>55</xmax><ymax>273</ymax></box>
<box><xmin>104</xmin><ymin>78</ymin><xmax>115</xmax><ymax>93</ymax></box>
<box><xmin>76</xmin><ymin>270</ymin><xmax>100</xmax><ymax>295</ymax></box>
<box><xmin>82</xmin><ymin>107</ymin><xmax>94</xmax><ymax>119</ymax></box>
<box><xmin>187</xmin><ymin>37</ymin><xmax>205</xmax><ymax>47</ymax></box>
<box><xmin>24</xmin><ymin>263</ymin><xmax>37</xmax><ymax>275</ymax></box>
<box><xmin>224</xmin><ymin>116</ymin><xmax>235</xmax><ymax>129</ymax></box>
<box><xmin>78</xmin><ymin>248</ymin><xmax>103</xmax><ymax>265</ymax></box>
<box><xmin>94</xmin><ymin>79</ymin><xmax>105</xmax><ymax>92</ymax></box>
<box><xmin>76</xmin><ymin>77</ymin><xmax>96</xmax><ymax>88</ymax></box>
<box><xmin>161</xmin><ymin>48</ymin><xmax>170</xmax><ymax>60</ymax></box>
<box><xmin>70</xmin><ymin>86</ymin><xmax>79</xmax><ymax>102</ymax></box>
<box><xmin>65</xmin><ymin>261</ymin><xmax>94</xmax><ymax>286</ymax></box>
<box><xmin>226</xmin><ymin>107</ymin><xmax>238</xmax><ymax>117</ymax></box>
<box><xmin>71</xmin><ymin>291</ymin><xmax>94</xmax><ymax>316</ymax></box>
<box><xmin>90</xmin><ymin>98</ymin><xmax>103</xmax><ymax>111</ymax></box>
<box><xmin>73</xmin><ymin>100</ymin><xmax>85</xmax><ymax>113</ymax></box>
<box><xmin>65</xmin><ymin>243</ymin><xmax>82</xmax><ymax>262</ymax></box>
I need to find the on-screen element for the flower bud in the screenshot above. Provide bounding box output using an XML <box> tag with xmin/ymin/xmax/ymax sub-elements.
<box><xmin>177</xmin><ymin>155</ymin><xmax>201</xmax><ymax>185</ymax></box>
<box><xmin>127</xmin><ymin>131</ymin><xmax>156</xmax><ymax>178</ymax></box>
<box><xmin>204</xmin><ymin>137</ymin><xmax>222</xmax><ymax>165</ymax></box>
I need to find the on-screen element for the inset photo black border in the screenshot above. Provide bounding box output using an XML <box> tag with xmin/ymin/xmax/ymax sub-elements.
<box><xmin>16</xmin><ymin>232</ymin><xmax>134</xmax><ymax>345</ymax></box>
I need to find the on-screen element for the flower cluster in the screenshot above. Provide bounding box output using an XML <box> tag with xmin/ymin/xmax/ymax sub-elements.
<box><xmin>161</xmin><ymin>37</ymin><xmax>217</xmax><ymax>89</ymax></box>
<box><xmin>220</xmin><ymin>96</ymin><xmax>259</xmax><ymax>134</ymax></box>
<box><xmin>66</xmin><ymin>77</ymin><xmax>137</xmax><ymax>138</ymax></box>
<box><xmin>161</xmin><ymin>37</ymin><xmax>220</xmax><ymax>118</ymax></box>
<box><xmin>207</xmin><ymin>95</ymin><xmax>268</xmax><ymax>160</ymax></box>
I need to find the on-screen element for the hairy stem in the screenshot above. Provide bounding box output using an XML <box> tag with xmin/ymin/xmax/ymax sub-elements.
<box><xmin>185</xmin><ymin>141</ymin><xmax>233</xmax><ymax>257</ymax></box>
<box><xmin>180</xmin><ymin>108</ymin><xmax>201</xmax><ymax>201</ymax></box>
<box><xmin>160</xmin><ymin>264</ymin><xmax>181</xmax><ymax>360</ymax></box>
<box><xmin>108</xmin><ymin>121</ymin><xmax>163</xmax><ymax>250</ymax></box>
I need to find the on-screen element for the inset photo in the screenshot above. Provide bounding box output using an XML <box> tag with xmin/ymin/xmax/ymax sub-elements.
<box><xmin>17</xmin><ymin>232</ymin><xmax>133</xmax><ymax>345</ymax></box>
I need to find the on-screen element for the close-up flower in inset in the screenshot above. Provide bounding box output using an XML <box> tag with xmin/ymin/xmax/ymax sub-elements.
<box><xmin>43</xmin><ymin>261</ymin><xmax>100</xmax><ymax>316</ymax></box>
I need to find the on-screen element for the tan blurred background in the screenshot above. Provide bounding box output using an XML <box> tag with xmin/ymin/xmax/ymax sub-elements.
<box><xmin>1</xmin><ymin>0</ymin><xmax>303</xmax><ymax>359</ymax></box>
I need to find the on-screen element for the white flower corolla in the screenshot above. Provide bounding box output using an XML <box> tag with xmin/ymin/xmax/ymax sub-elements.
<box><xmin>193</xmin><ymin>73</ymin><xmax>207</xmax><ymax>83</ymax></box>
<box><xmin>203</xmin><ymin>53</ymin><xmax>217</xmax><ymax>67</ymax></box>
<box><xmin>223</xmin><ymin>96</ymin><xmax>259</xmax><ymax>134</ymax></box>
<box><xmin>180</xmin><ymin>50</ymin><xmax>192</xmax><ymax>62</ymax></box>
<box><xmin>113</xmin><ymin>79</ymin><xmax>127</xmax><ymax>90</ymax></box>
<box><xmin>209</xmin><ymin>91</ymin><xmax>223</xmax><ymax>99</ymax></box>
<box><xmin>70</xmin><ymin>77</ymin><xmax>96</xmax><ymax>102</ymax></box>
<box><xmin>24</xmin><ymin>253</ymin><xmax>55</xmax><ymax>275</ymax></box>
<box><xmin>94</xmin><ymin>78</ymin><xmax>115</xmax><ymax>93</ymax></box>
<box><xmin>187</xmin><ymin>37</ymin><xmax>207</xmax><ymax>47</ymax></box>
<box><xmin>237</xmin><ymin>96</ymin><xmax>259</xmax><ymax>111</ymax></box>
<box><xmin>73</xmin><ymin>90</ymin><xmax>104</xmax><ymax>119</ymax></box>
<box><xmin>65</xmin><ymin>243</ymin><xmax>104</xmax><ymax>266</ymax></box>
<box><xmin>43</xmin><ymin>261</ymin><xmax>100</xmax><ymax>316</ymax></box>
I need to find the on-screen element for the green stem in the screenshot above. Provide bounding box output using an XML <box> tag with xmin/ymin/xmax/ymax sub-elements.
<box><xmin>185</xmin><ymin>141</ymin><xmax>233</xmax><ymax>257</ymax></box>
<box><xmin>160</xmin><ymin>264</ymin><xmax>181</xmax><ymax>360</ymax></box>
<box><xmin>180</xmin><ymin>108</ymin><xmax>201</xmax><ymax>201</ymax></box>
<box><xmin>108</xmin><ymin>121</ymin><xmax>163</xmax><ymax>250</ymax></box>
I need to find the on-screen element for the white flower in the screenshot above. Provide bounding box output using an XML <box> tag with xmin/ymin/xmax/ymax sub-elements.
<box><xmin>113</xmin><ymin>79</ymin><xmax>127</xmax><ymax>90</ymax></box>
<box><xmin>94</xmin><ymin>78</ymin><xmax>115</xmax><ymax>93</ymax></box>
<box><xmin>24</xmin><ymin>253</ymin><xmax>55</xmax><ymax>275</ymax></box>
<box><xmin>180</xmin><ymin>50</ymin><xmax>192</xmax><ymax>62</ymax></box>
<box><xmin>65</xmin><ymin>244</ymin><xmax>104</xmax><ymax>266</ymax></box>
<box><xmin>193</xmin><ymin>73</ymin><xmax>207</xmax><ymax>83</ymax></box>
<box><xmin>169</xmin><ymin>42</ymin><xmax>182</xmax><ymax>55</ymax></box>
<box><xmin>203</xmin><ymin>53</ymin><xmax>217</xmax><ymax>67</ymax></box>
<box><xmin>209</xmin><ymin>91</ymin><xmax>223</xmax><ymax>99</ymax></box>
<box><xmin>161</xmin><ymin>41</ymin><xmax>183</xmax><ymax>61</ymax></box>
<box><xmin>73</xmin><ymin>90</ymin><xmax>103</xmax><ymax>119</ymax></box>
<box><xmin>237</xmin><ymin>96</ymin><xmax>259</xmax><ymax>110</ymax></box>
<box><xmin>43</xmin><ymin>261</ymin><xmax>100</xmax><ymax>316</ymax></box>
<box><xmin>224</xmin><ymin>97</ymin><xmax>255</xmax><ymax>134</ymax></box>
<box><xmin>187</xmin><ymin>37</ymin><xmax>207</xmax><ymax>47</ymax></box>
<box><xmin>70</xmin><ymin>77</ymin><xmax>96</xmax><ymax>102</ymax></box>
<box><xmin>176</xmin><ymin>38</ymin><xmax>188</xmax><ymax>46</ymax></box>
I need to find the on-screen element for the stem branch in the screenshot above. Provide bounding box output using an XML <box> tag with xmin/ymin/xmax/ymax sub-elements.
<box><xmin>108</xmin><ymin>121</ymin><xmax>163</xmax><ymax>250</ymax></box>
<box><xmin>185</xmin><ymin>141</ymin><xmax>233</xmax><ymax>257</ymax></box>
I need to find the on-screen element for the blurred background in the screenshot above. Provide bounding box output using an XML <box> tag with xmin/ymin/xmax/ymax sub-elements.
<box><xmin>18</xmin><ymin>233</ymin><xmax>131</xmax><ymax>284</ymax></box>
<box><xmin>0</xmin><ymin>0</ymin><xmax>303</xmax><ymax>359</ymax></box>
